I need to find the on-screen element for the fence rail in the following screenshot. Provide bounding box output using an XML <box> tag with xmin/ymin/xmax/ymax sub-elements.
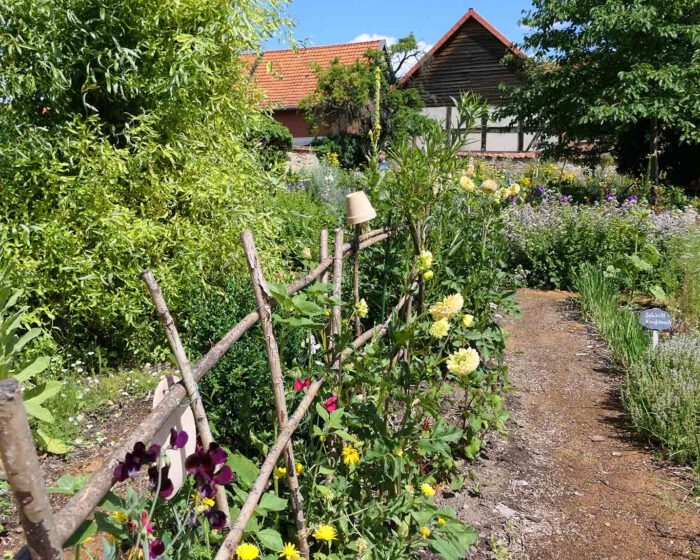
<box><xmin>4</xmin><ymin>224</ymin><xmax>408</xmax><ymax>560</ymax></box>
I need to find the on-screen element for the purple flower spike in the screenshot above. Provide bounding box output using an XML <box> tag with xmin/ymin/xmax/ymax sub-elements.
<box><xmin>169</xmin><ymin>428</ymin><xmax>189</xmax><ymax>450</ymax></box>
<box><xmin>149</xmin><ymin>539</ymin><xmax>165</xmax><ymax>559</ymax></box>
<box><xmin>206</xmin><ymin>510</ymin><xmax>227</xmax><ymax>530</ymax></box>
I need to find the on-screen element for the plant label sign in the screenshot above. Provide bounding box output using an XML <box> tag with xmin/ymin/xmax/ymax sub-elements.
<box><xmin>638</xmin><ymin>308</ymin><xmax>672</xmax><ymax>331</ymax></box>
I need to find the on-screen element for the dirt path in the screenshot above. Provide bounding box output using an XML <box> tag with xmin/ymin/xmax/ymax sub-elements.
<box><xmin>444</xmin><ymin>289</ymin><xmax>700</xmax><ymax>559</ymax></box>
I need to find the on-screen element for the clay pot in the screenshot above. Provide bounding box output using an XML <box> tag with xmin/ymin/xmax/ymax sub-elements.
<box><xmin>346</xmin><ymin>191</ymin><xmax>376</xmax><ymax>225</ymax></box>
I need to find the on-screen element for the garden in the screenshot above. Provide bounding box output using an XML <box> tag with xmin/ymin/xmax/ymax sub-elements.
<box><xmin>1</xmin><ymin>0</ymin><xmax>699</xmax><ymax>559</ymax></box>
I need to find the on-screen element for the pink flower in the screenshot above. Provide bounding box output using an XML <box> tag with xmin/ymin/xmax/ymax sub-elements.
<box><xmin>293</xmin><ymin>378</ymin><xmax>311</xmax><ymax>391</ymax></box>
<box><xmin>324</xmin><ymin>396</ymin><xmax>338</xmax><ymax>412</ymax></box>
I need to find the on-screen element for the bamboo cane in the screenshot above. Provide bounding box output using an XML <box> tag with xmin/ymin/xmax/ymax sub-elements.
<box><xmin>241</xmin><ymin>232</ymin><xmax>310</xmax><ymax>559</ymax></box>
<box><xmin>0</xmin><ymin>379</ymin><xmax>61</xmax><ymax>560</ymax></box>
<box><xmin>141</xmin><ymin>271</ymin><xmax>230</xmax><ymax>524</ymax></box>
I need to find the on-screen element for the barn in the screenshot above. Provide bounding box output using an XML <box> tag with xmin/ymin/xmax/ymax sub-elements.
<box><xmin>402</xmin><ymin>9</ymin><xmax>536</xmax><ymax>154</ymax></box>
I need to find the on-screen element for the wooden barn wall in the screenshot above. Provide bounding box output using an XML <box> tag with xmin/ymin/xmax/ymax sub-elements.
<box><xmin>406</xmin><ymin>18</ymin><xmax>520</xmax><ymax>107</ymax></box>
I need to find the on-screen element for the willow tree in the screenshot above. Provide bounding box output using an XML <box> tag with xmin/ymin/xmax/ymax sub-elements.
<box><xmin>0</xmin><ymin>0</ymin><xmax>292</xmax><ymax>357</ymax></box>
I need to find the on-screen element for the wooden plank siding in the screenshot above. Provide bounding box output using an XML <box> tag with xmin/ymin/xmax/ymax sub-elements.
<box><xmin>405</xmin><ymin>18</ymin><xmax>520</xmax><ymax>107</ymax></box>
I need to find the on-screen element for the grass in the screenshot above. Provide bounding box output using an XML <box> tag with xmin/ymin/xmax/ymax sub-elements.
<box><xmin>573</xmin><ymin>264</ymin><xmax>700</xmax><ymax>472</ymax></box>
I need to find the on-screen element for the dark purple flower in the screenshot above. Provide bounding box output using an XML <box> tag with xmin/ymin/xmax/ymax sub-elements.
<box><xmin>536</xmin><ymin>185</ymin><xmax>546</xmax><ymax>195</ymax></box>
<box><xmin>148</xmin><ymin>465</ymin><xmax>174</xmax><ymax>499</ymax></box>
<box><xmin>149</xmin><ymin>539</ymin><xmax>165</xmax><ymax>559</ymax></box>
<box><xmin>206</xmin><ymin>510</ymin><xmax>227</xmax><ymax>530</ymax></box>
<box><xmin>169</xmin><ymin>428</ymin><xmax>189</xmax><ymax>450</ymax></box>
<box><xmin>605</xmin><ymin>193</ymin><xmax>616</xmax><ymax>201</ymax></box>
<box><xmin>625</xmin><ymin>195</ymin><xmax>638</xmax><ymax>204</ymax></box>
<box><xmin>114</xmin><ymin>442</ymin><xmax>161</xmax><ymax>482</ymax></box>
<box><xmin>184</xmin><ymin>441</ymin><xmax>232</xmax><ymax>497</ymax></box>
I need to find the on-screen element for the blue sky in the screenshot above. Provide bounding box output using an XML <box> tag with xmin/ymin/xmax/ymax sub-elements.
<box><xmin>265</xmin><ymin>0</ymin><xmax>534</xmax><ymax>56</ymax></box>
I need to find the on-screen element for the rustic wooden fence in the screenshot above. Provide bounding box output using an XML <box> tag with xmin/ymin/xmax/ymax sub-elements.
<box><xmin>0</xmin><ymin>224</ymin><xmax>415</xmax><ymax>560</ymax></box>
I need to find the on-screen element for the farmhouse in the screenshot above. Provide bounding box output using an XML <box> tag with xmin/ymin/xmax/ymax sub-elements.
<box><xmin>402</xmin><ymin>9</ymin><xmax>536</xmax><ymax>154</ymax></box>
<box><xmin>243</xmin><ymin>41</ymin><xmax>384</xmax><ymax>146</ymax></box>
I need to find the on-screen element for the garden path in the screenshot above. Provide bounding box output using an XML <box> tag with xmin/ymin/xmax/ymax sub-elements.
<box><xmin>444</xmin><ymin>289</ymin><xmax>700</xmax><ymax>559</ymax></box>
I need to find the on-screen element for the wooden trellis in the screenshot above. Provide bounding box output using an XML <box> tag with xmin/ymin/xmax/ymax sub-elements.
<box><xmin>0</xmin><ymin>224</ymin><xmax>413</xmax><ymax>560</ymax></box>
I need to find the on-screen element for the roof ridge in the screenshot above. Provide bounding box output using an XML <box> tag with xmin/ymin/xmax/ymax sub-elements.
<box><xmin>246</xmin><ymin>40</ymin><xmax>383</xmax><ymax>56</ymax></box>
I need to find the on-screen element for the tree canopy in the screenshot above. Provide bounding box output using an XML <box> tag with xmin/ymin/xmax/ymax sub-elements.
<box><xmin>501</xmin><ymin>0</ymin><xmax>700</xmax><ymax>179</ymax></box>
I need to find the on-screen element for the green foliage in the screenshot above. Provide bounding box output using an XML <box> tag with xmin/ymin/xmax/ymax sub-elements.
<box><xmin>624</xmin><ymin>334</ymin><xmax>700</xmax><ymax>468</ymax></box>
<box><xmin>311</xmin><ymin>134</ymin><xmax>368</xmax><ymax>169</ymax></box>
<box><xmin>0</xmin><ymin>0</ymin><xmax>294</xmax><ymax>361</ymax></box>
<box><xmin>301</xmin><ymin>38</ymin><xmax>434</xmax><ymax>161</ymax></box>
<box><xmin>501</xmin><ymin>0</ymin><xmax>700</xmax><ymax>174</ymax></box>
<box><xmin>246</xmin><ymin>116</ymin><xmax>293</xmax><ymax>171</ymax></box>
<box><xmin>658</xmin><ymin>230</ymin><xmax>700</xmax><ymax>331</ymax></box>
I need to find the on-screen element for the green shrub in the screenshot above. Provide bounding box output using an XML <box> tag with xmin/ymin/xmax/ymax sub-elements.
<box><xmin>0</xmin><ymin>0</ymin><xmax>291</xmax><ymax>362</ymax></box>
<box><xmin>659</xmin><ymin>230</ymin><xmax>700</xmax><ymax>332</ymax></box>
<box><xmin>624</xmin><ymin>335</ymin><xmax>700</xmax><ymax>467</ymax></box>
<box><xmin>247</xmin><ymin>117</ymin><xmax>293</xmax><ymax>170</ymax></box>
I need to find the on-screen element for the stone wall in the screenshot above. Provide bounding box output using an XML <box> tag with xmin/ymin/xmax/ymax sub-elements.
<box><xmin>286</xmin><ymin>148</ymin><xmax>319</xmax><ymax>172</ymax></box>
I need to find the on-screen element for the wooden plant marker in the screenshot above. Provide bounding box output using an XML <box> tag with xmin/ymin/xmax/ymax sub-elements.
<box><xmin>0</xmin><ymin>379</ymin><xmax>61</xmax><ymax>560</ymax></box>
<box><xmin>142</xmin><ymin>271</ymin><xmax>230</xmax><ymax>524</ymax></box>
<box><xmin>241</xmin><ymin>232</ymin><xmax>310</xmax><ymax>560</ymax></box>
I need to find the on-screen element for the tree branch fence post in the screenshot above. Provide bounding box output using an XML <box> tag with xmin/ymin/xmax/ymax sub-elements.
<box><xmin>330</xmin><ymin>228</ymin><xmax>344</xmax><ymax>367</ymax></box>
<box><xmin>0</xmin><ymin>379</ymin><xmax>61</xmax><ymax>560</ymax></box>
<box><xmin>352</xmin><ymin>225</ymin><xmax>362</xmax><ymax>338</ymax></box>
<box><xmin>141</xmin><ymin>271</ymin><xmax>230</xmax><ymax>524</ymax></box>
<box><xmin>241</xmin><ymin>231</ymin><xmax>310</xmax><ymax>559</ymax></box>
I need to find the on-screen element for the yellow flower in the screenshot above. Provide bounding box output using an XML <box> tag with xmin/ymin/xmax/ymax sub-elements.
<box><xmin>520</xmin><ymin>177</ymin><xmax>531</xmax><ymax>186</ymax></box>
<box><xmin>313</xmin><ymin>524</ymin><xmax>337</xmax><ymax>542</ymax></box>
<box><xmin>417</xmin><ymin>250</ymin><xmax>433</xmax><ymax>272</ymax></box>
<box><xmin>274</xmin><ymin>466</ymin><xmax>287</xmax><ymax>480</ymax></box>
<box><xmin>429</xmin><ymin>318</ymin><xmax>450</xmax><ymax>338</ymax></box>
<box><xmin>111</xmin><ymin>511</ymin><xmax>128</xmax><ymax>523</ymax></box>
<box><xmin>495</xmin><ymin>187</ymin><xmax>510</xmax><ymax>201</ymax></box>
<box><xmin>421</xmin><ymin>483</ymin><xmax>436</xmax><ymax>497</ymax></box>
<box><xmin>295</xmin><ymin>462</ymin><xmax>303</xmax><ymax>475</ymax></box>
<box><xmin>420</xmin><ymin>527</ymin><xmax>431</xmax><ymax>539</ymax></box>
<box><xmin>355</xmin><ymin>298</ymin><xmax>369</xmax><ymax>319</ymax></box>
<box><xmin>480</xmin><ymin>179</ymin><xmax>498</xmax><ymax>194</ymax></box>
<box><xmin>193</xmin><ymin>493</ymin><xmax>216</xmax><ymax>513</ymax></box>
<box><xmin>437</xmin><ymin>517</ymin><xmax>446</xmax><ymax>526</ymax></box>
<box><xmin>236</xmin><ymin>543</ymin><xmax>260</xmax><ymax>560</ymax></box>
<box><xmin>508</xmin><ymin>183</ymin><xmax>521</xmax><ymax>197</ymax></box>
<box><xmin>466</xmin><ymin>162</ymin><xmax>475</xmax><ymax>176</ymax></box>
<box><xmin>327</xmin><ymin>152</ymin><xmax>340</xmax><ymax>166</ymax></box>
<box><xmin>459</xmin><ymin>175</ymin><xmax>476</xmax><ymax>192</ymax></box>
<box><xmin>430</xmin><ymin>293</ymin><xmax>464</xmax><ymax>320</ymax></box>
<box><xmin>342</xmin><ymin>446</ymin><xmax>360</xmax><ymax>466</ymax></box>
<box><xmin>446</xmin><ymin>348</ymin><xmax>481</xmax><ymax>377</ymax></box>
<box><xmin>393</xmin><ymin>448</ymin><xmax>404</xmax><ymax>457</ymax></box>
<box><xmin>461</xmin><ymin>314</ymin><xmax>475</xmax><ymax>329</ymax></box>
<box><xmin>279</xmin><ymin>542</ymin><xmax>301</xmax><ymax>560</ymax></box>
<box><xmin>423</xmin><ymin>270</ymin><xmax>434</xmax><ymax>281</ymax></box>
<box><xmin>405</xmin><ymin>484</ymin><xmax>415</xmax><ymax>494</ymax></box>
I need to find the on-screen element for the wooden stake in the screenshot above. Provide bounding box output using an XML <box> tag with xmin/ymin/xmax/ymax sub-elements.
<box><xmin>330</xmin><ymin>228</ymin><xmax>344</xmax><ymax>358</ymax></box>
<box><xmin>141</xmin><ymin>271</ymin><xmax>230</xmax><ymax>524</ymax></box>
<box><xmin>0</xmin><ymin>379</ymin><xmax>61</xmax><ymax>560</ymax></box>
<box><xmin>241</xmin><ymin>232</ymin><xmax>310</xmax><ymax>560</ymax></box>
<box><xmin>320</xmin><ymin>229</ymin><xmax>329</xmax><ymax>284</ymax></box>
<box><xmin>352</xmin><ymin>225</ymin><xmax>361</xmax><ymax>338</ymax></box>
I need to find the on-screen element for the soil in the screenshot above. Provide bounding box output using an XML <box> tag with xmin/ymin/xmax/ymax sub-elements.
<box><xmin>443</xmin><ymin>289</ymin><xmax>700</xmax><ymax>559</ymax></box>
<box><xmin>2</xmin><ymin>289</ymin><xmax>699</xmax><ymax>559</ymax></box>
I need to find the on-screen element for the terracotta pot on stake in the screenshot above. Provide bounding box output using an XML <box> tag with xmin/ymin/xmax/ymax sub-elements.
<box><xmin>345</xmin><ymin>192</ymin><xmax>376</xmax><ymax>337</ymax></box>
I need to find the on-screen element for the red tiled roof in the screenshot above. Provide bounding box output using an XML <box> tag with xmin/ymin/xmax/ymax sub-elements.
<box><xmin>401</xmin><ymin>8</ymin><xmax>524</xmax><ymax>84</ymax></box>
<box><xmin>243</xmin><ymin>41</ymin><xmax>384</xmax><ymax>109</ymax></box>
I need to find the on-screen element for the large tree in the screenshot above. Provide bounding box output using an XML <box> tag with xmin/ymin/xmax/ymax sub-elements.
<box><xmin>501</xmin><ymin>0</ymin><xmax>700</xmax><ymax>184</ymax></box>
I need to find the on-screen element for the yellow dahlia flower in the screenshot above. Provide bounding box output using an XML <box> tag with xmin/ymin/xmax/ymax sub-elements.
<box><xmin>459</xmin><ymin>175</ymin><xmax>476</xmax><ymax>192</ymax></box>
<box><xmin>429</xmin><ymin>318</ymin><xmax>450</xmax><ymax>338</ymax></box>
<box><xmin>420</xmin><ymin>527</ymin><xmax>431</xmax><ymax>539</ymax></box>
<box><xmin>480</xmin><ymin>179</ymin><xmax>498</xmax><ymax>194</ymax></box>
<box><xmin>418</xmin><ymin>250</ymin><xmax>433</xmax><ymax>272</ymax></box>
<box><xmin>342</xmin><ymin>446</ymin><xmax>360</xmax><ymax>466</ymax></box>
<box><xmin>423</xmin><ymin>270</ymin><xmax>434</xmax><ymax>281</ymax></box>
<box><xmin>355</xmin><ymin>298</ymin><xmax>369</xmax><ymax>319</ymax></box>
<box><xmin>446</xmin><ymin>348</ymin><xmax>481</xmax><ymax>377</ymax></box>
<box><xmin>313</xmin><ymin>525</ymin><xmax>337</xmax><ymax>542</ymax></box>
<box><xmin>420</xmin><ymin>483</ymin><xmax>436</xmax><ymax>497</ymax></box>
<box><xmin>235</xmin><ymin>543</ymin><xmax>260</xmax><ymax>560</ymax></box>
<box><xmin>279</xmin><ymin>543</ymin><xmax>300</xmax><ymax>560</ymax></box>
<box><xmin>461</xmin><ymin>314</ymin><xmax>475</xmax><ymax>328</ymax></box>
<box><xmin>429</xmin><ymin>293</ymin><xmax>464</xmax><ymax>320</ymax></box>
